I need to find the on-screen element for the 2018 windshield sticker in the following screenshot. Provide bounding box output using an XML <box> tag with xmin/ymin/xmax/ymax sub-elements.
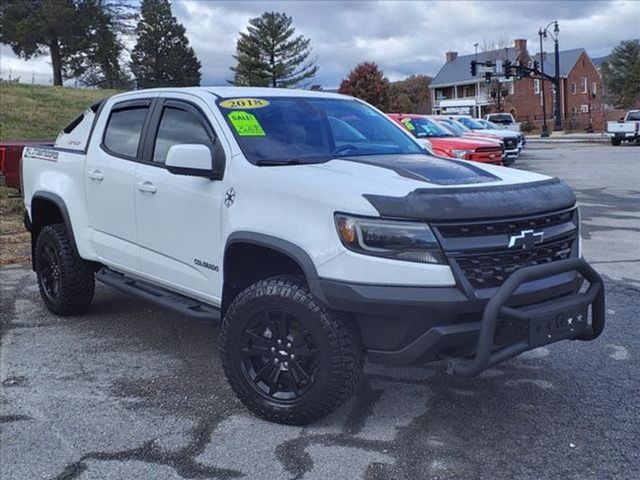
<box><xmin>220</xmin><ymin>98</ymin><xmax>270</xmax><ymax>109</ymax></box>
<box><xmin>228</xmin><ymin>111</ymin><xmax>266</xmax><ymax>137</ymax></box>
<box><xmin>401</xmin><ymin>118</ymin><xmax>416</xmax><ymax>131</ymax></box>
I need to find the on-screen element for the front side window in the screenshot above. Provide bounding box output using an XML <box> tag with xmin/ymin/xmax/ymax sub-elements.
<box><xmin>103</xmin><ymin>106</ymin><xmax>149</xmax><ymax>158</ymax></box>
<box><xmin>153</xmin><ymin>107</ymin><xmax>212</xmax><ymax>164</ymax></box>
<box><xmin>216</xmin><ymin>97</ymin><xmax>422</xmax><ymax>165</ymax></box>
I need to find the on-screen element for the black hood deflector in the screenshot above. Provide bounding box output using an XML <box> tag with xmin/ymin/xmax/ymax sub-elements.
<box><xmin>336</xmin><ymin>154</ymin><xmax>500</xmax><ymax>186</ymax></box>
<box><xmin>364</xmin><ymin>178</ymin><xmax>576</xmax><ymax>221</ymax></box>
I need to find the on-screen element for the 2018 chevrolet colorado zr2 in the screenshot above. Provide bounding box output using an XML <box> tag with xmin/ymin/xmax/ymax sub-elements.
<box><xmin>21</xmin><ymin>87</ymin><xmax>605</xmax><ymax>425</ymax></box>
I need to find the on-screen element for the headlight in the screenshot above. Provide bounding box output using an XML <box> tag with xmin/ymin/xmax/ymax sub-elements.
<box><xmin>451</xmin><ymin>149</ymin><xmax>474</xmax><ymax>159</ymax></box>
<box><xmin>335</xmin><ymin>214</ymin><xmax>446</xmax><ymax>264</ymax></box>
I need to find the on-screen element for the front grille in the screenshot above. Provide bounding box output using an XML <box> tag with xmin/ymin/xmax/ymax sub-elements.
<box><xmin>453</xmin><ymin>237</ymin><xmax>575</xmax><ymax>289</ymax></box>
<box><xmin>475</xmin><ymin>146</ymin><xmax>502</xmax><ymax>153</ymax></box>
<box><xmin>437</xmin><ymin>209</ymin><xmax>575</xmax><ymax>238</ymax></box>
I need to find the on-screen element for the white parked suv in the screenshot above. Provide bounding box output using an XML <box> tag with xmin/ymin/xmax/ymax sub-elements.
<box><xmin>21</xmin><ymin>87</ymin><xmax>605</xmax><ymax>424</ymax></box>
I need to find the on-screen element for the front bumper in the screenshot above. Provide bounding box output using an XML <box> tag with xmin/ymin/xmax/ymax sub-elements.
<box><xmin>319</xmin><ymin>258</ymin><xmax>604</xmax><ymax>375</ymax></box>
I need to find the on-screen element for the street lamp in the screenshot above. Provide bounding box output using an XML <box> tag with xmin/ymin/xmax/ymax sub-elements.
<box><xmin>540</xmin><ymin>21</ymin><xmax>562</xmax><ymax>131</ymax></box>
<box><xmin>538</xmin><ymin>26</ymin><xmax>550</xmax><ymax>137</ymax></box>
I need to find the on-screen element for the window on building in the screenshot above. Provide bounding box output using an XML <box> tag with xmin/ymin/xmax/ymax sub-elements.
<box><xmin>592</xmin><ymin>82</ymin><xmax>597</xmax><ymax>95</ymax></box>
<box><xmin>572</xmin><ymin>106</ymin><xmax>578</xmax><ymax>117</ymax></box>
<box><xmin>571</xmin><ymin>82</ymin><xmax>577</xmax><ymax>95</ymax></box>
<box><xmin>581</xmin><ymin>76</ymin><xmax>588</xmax><ymax>94</ymax></box>
<box><xmin>580</xmin><ymin>104</ymin><xmax>589</xmax><ymax>113</ymax></box>
<box><xmin>534</xmin><ymin>79</ymin><xmax>541</xmax><ymax>95</ymax></box>
<box><xmin>509</xmin><ymin>81</ymin><xmax>515</xmax><ymax>95</ymax></box>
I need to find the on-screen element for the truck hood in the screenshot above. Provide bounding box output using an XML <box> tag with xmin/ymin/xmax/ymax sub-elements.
<box><xmin>429</xmin><ymin>136</ymin><xmax>500</xmax><ymax>149</ymax></box>
<box><xmin>476</xmin><ymin>129</ymin><xmax>520</xmax><ymax>138</ymax></box>
<box><xmin>303</xmin><ymin>154</ymin><xmax>575</xmax><ymax>221</ymax></box>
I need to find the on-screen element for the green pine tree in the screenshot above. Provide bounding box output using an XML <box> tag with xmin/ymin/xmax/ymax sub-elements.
<box><xmin>231</xmin><ymin>12</ymin><xmax>318</xmax><ymax>88</ymax></box>
<box><xmin>65</xmin><ymin>0</ymin><xmax>132</xmax><ymax>89</ymax></box>
<box><xmin>0</xmin><ymin>0</ymin><xmax>79</xmax><ymax>86</ymax></box>
<box><xmin>131</xmin><ymin>0</ymin><xmax>202</xmax><ymax>88</ymax></box>
<box><xmin>601</xmin><ymin>40</ymin><xmax>640</xmax><ymax>108</ymax></box>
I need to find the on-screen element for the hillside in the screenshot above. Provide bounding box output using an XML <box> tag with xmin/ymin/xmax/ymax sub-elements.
<box><xmin>0</xmin><ymin>82</ymin><xmax>122</xmax><ymax>140</ymax></box>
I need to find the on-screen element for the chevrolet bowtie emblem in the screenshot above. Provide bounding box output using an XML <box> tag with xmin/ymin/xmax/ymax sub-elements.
<box><xmin>508</xmin><ymin>229</ymin><xmax>544</xmax><ymax>249</ymax></box>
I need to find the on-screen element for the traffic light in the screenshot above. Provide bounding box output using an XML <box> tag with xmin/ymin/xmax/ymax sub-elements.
<box><xmin>533</xmin><ymin>60</ymin><xmax>540</xmax><ymax>75</ymax></box>
<box><xmin>470</xmin><ymin>60</ymin><xmax>477</xmax><ymax>77</ymax></box>
<box><xmin>514</xmin><ymin>66</ymin><xmax>523</xmax><ymax>80</ymax></box>
<box><xmin>504</xmin><ymin>60</ymin><xmax>512</xmax><ymax>79</ymax></box>
<box><xmin>484</xmin><ymin>72</ymin><xmax>492</xmax><ymax>84</ymax></box>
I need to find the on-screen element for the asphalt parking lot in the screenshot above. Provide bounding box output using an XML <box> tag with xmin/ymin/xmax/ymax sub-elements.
<box><xmin>1</xmin><ymin>143</ymin><xmax>639</xmax><ymax>480</ymax></box>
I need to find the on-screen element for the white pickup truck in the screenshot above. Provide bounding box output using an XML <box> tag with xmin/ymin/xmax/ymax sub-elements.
<box><xmin>484</xmin><ymin>113</ymin><xmax>521</xmax><ymax>132</ymax></box>
<box><xmin>607</xmin><ymin>110</ymin><xmax>640</xmax><ymax>145</ymax></box>
<box><xmin>21</xmin><ymin>87</ymin><xmax>604</xmax><ymax>424</ymax></box>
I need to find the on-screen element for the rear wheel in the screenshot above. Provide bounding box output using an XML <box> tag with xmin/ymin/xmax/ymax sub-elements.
<box><xmin>35</xmin><ymin>224</ymin><xmax>95</xmax><ymax>315</ymax></box>
<box><xmin>220</xmin><ymin>276</ymin><xmax>363</xmax><ymax>425</ymax></box>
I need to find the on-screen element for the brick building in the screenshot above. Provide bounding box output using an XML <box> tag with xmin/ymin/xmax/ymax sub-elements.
<box><xmin>429</xmin><ymin>39</ymin><xmax>603</xmax><ymax>130</ymax></box>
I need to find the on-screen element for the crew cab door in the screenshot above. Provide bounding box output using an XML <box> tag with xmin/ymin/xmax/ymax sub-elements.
<box><xmin>84</xmin><ymin>99</ymin><xmax>153</xmax><ymax>269</ymax></box>
<box><xmin>134</xmin><ymin>97</ymin><xmax>226</xmax><ymax>302</ymax></box>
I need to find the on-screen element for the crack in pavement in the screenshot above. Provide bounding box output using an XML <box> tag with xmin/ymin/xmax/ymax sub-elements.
<box><xmin>51</xmin><ymin>416</ymin><xmax>242</xmax><ymax>480</ymax></box>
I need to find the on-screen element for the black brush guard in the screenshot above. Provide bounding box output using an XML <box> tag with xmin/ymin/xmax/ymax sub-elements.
<box><xmin>452</xmin><ymin>257</ymin><xmax>605</xmax><ymax>377</ymax></box>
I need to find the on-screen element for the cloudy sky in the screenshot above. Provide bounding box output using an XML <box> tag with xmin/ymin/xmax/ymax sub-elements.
<box><xmin>1</xmin><ymin>0</ymin><xmax>638</xmax><ymax>86</ymax></box>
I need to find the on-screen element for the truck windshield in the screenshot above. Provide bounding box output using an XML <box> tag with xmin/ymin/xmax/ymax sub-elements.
<box><xmin>399</xmin><ymin>117</ymin><xmax>454</xmax><ymax>138</ymax></box>
<box><xmin>488</xmin><ymin>114</ymin><xmax>513</xmax><ymax>124</ymax></box>
<box><xmin>216</xmin><ymin>96</ymin><xmax>424</xmax><ymax>164</ymax></box>
<box><xmin>458</xmin><ymin>117</ymin><xmax>486</xmax><ymax>130</ymax></box>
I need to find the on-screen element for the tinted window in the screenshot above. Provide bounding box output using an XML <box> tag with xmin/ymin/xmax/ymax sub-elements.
<box><xmin>153</xmin><ymin>107</ymin><xmax>212</xmax><ymax>164</ymax></box>
<box><xmin>217</xmin><ymin>97</ymin><xmax>422</xmax><ymax>165</ymax></box>
<box><xmin>399</xmin><ymin>117</ymin><xmax>454</xmax><ymax>138</ymax></box>
<box><xmin>104</xmin><ymin>106</ymin><xmax>148</xmax><ymax>157</ymax></box>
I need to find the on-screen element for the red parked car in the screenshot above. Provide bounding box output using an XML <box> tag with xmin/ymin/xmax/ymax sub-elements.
<box><xmin>388</xmin><ymin>114</ymin><xmax>503</xmax><ymax>165</ymax></box>
<box><xmin>0</xmin><ymin>139</ymin><xmax>54</xmax><ymax>191</ymax></box>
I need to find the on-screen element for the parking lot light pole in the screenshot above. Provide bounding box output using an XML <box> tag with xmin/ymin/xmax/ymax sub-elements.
<box><xmin>538</xmin><ymin>27</ymin><xmax>549</xmax><ymax>137</ymax></box>
<box><xmin>540</xmin><ymin>21</ymin><xmax>562</xmax><ymax>132</ymax></box>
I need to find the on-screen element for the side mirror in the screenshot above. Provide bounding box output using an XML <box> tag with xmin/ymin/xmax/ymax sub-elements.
<box><xmin>166</xmin><ymin>144</ymin><xmax>213</xmax><ymax>178</ymax></box>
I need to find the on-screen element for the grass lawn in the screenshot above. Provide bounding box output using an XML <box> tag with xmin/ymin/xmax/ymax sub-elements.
<box><xmin>0</xmin><ymin>81</ymin><xmax>122</xmax><ymax>140</ymax></box>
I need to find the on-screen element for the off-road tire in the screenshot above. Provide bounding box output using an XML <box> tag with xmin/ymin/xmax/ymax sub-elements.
<box><xmin>35</xmin><ymin>224</ymin><xmax>95</xmax><ymax>315</ymax></box>
<box><xmin>220</xmin><ymin>276</ymin><xmax>363</xmax><ymax>425</ymax></box>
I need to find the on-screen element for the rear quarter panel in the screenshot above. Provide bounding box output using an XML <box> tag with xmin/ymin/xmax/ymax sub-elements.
<box><xmin>22</xmin><ymin>147</ymin><xmax>96</xmax><ymax>261</ymax></box>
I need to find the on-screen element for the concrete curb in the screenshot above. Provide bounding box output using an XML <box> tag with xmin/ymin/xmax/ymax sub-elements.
<box><xmin>525</xmin><ymin>136</ymin><xmax>611</xmax><ymax>144</ymax></box>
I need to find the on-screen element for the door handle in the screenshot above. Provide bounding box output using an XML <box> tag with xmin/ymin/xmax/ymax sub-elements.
<box><xmin>88</xmin><ymin>169</ymin><xmax>104</xmax><ymax>181</ymax></box>
<box><xmin>137</xmin><ymin>181</ymin><xmax>157</xmax><ymax>194</ymax></box>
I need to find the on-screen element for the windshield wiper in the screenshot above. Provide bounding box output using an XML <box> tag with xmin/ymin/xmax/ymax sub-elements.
<box><xmin>255</xmin><ymin>159</ymin><xmax>303</xmax><ymax>166</ymax></box>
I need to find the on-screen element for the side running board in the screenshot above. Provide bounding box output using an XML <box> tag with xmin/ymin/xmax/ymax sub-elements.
<box><xmin>96</xmin><ymin>268</ymin><xmax>221</xmax><ymax>323</ymax></box>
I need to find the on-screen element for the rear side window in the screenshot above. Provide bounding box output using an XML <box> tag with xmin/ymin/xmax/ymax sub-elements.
<box><xmin>103</xmin><ymin>106</ymin><xmax>149</xmax><ymax>158</ymax></box>
<box><xmin>152</xmin><ymin>107</ymin><xmax>212</xmax><ymax>164</ymax></box>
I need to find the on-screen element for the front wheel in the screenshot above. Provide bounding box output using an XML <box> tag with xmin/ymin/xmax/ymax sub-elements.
<box><xmin>220</xmin><ymin>276</ymin><xmax>363</xmax><ymax>425</ymax></box>
<box><xmin>611</xmin><ymin>137</ymin><xmax>622</xmax><ymax>146</ymax></box>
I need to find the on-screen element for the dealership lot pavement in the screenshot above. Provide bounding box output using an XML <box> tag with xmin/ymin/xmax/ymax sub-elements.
<box><xmin>1</xmin><ymin>143</ymin><xmax>639</xmax><ymax>480</ymax></box>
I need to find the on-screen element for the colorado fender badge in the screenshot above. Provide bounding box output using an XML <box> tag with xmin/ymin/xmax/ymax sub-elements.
<box><xmin>225</xmin><ymin>187</ymin><xmax>236</xmax><ymax>207</ymax></box>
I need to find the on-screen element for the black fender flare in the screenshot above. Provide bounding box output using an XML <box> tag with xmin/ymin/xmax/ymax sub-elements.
<box><xmin>30</xmin><ymin>191</ymin><xmax>80</xmax><ymax>269</ymax></box>
<box><xmin>224</xmin><ymin>231</ymin><xmax>326</xmax><ymax>303</ymax></box>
